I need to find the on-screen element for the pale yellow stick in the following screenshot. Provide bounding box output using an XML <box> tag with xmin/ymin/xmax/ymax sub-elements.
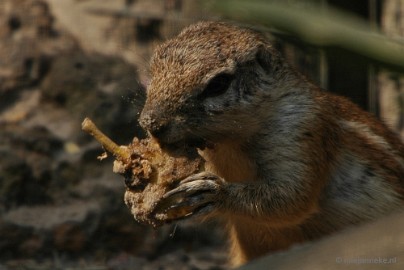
<box><xmin>81</xmin><ymin>117</ymin><xmax>130</xmax><ymax>161</ymax></box>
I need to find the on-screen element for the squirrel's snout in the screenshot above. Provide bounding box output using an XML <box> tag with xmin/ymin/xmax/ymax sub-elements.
<box><xmin>139</xmin><ymin>110</ymin><xmax>170</xmax><ymax>141</ymax></box>
<box><xmin>148</xmin><ymin>123</ymin><xmax>170</xmax><ymax>140</ymax></box>
<box><xmin>138</xmin><ymin>110</ymin><xmax>151</xmax><ymax>131</ymax></box>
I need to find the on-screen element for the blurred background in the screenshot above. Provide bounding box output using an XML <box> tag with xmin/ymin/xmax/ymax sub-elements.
<box><xmin>0</xmin><ymin>0</ymin><xmax>403</xmax><ymax>269</ymax></box>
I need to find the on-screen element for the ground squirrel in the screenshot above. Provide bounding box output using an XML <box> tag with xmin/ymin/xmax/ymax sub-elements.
<box><xmin>139</xmin><ymin>21</ymin><xmax>404</xmax><ymax>266</ymax></box>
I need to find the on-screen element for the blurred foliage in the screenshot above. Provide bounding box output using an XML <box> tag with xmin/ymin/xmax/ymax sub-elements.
<box><xmin>209</xmin><ymin>0</ymin><xmax>404</xmax><ymax>72</ymax></box>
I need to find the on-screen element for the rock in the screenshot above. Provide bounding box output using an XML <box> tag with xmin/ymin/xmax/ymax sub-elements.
<box><xmin>0</xmin><ymin>221</ymin><xmax>33</xmax><ymax>259</ymax></box>
<box><xmin>239</xmin><ymin>210</ymin><xmax>404</xmax><ymax>270</ymax></box>
<box><xmin>0</xmin><ymin>150</ymin><xmax>49</xmax><ymax>209</ymax></box>
<box><xmin>3</xmin><ymin>201</ymin><xmax>100</xmax><ymax>230</ymax></box>
<box><xmin>0</xmin><ymin>125</ymin><xmax>64</xmax><ymax>209</ymax></box>
<box><xmin>0</xmin><ymin>0</ymin><xmax>77</xmax><ymax>93</ymax></box>
<box><xmin>53</xmin><ymin>222</ymin><xmax>88</xmax><ymax>252</ymax></box>
<box><xmin>40</xmin><ymin>50</ymin><xmax>145</xmax><ymax>143</ymax></box>
<box><xmin>0</xmin><ymin>0</ymin><xmax>227</xmax><ymax>269</ymax></box>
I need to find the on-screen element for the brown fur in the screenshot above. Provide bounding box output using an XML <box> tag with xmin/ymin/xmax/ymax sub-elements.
<box><xmin>139</xmin><ymin>21</ymin><xmax>404</xmax><ymax>267</ymax></box>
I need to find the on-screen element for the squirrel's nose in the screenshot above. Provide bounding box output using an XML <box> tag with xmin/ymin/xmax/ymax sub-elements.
<box><xmin>139</xmin><ymin>111</ymin><xmax>170</xmax><ymax>140</ymax></box>
<box><xmin>148</xmin><ymin>122</ymin><xmax>170</xmax><ymax>140</ymax></box>
<box><xmin>139</xmin><ymin>111</ymin><xmax>151</xmax><ymax>131</ymax></box>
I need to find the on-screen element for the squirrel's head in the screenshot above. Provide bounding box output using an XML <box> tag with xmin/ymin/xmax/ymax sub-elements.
<box><xmin>139</xmin><ymin>21</ymin><xmax>284</xmax><ymax>149</ymax></box>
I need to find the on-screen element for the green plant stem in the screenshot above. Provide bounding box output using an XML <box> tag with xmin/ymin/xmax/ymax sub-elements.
<box><xmin>211</xmin><ymin>0</ymin><xmax>404</xmax><ymax>71</ymax></box>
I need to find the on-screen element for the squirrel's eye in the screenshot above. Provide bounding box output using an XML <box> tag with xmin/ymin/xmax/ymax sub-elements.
<box><xmin>199</xmin><ymin>73</ymin><xmax>234</xmax><ymax>99</ymax></box>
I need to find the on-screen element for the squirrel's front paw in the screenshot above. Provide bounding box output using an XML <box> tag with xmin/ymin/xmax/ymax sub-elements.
<box><xmin>158</xmin><ymin>172</ymin><xmax>226</xmax><ymax>220</ymax></box>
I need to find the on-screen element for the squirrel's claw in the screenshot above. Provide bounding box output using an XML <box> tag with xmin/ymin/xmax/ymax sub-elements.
<box><xmin>163</xmin><ymin>172</ymin><xmax>224</xmax><ymax>199</ymax></box>
<box><xmin>166</xmin><ymin>193</ymin><xmax>215</xmax><ymax>215</ymax></box>
<box><xmin>161</xmin><ymin>172</ymin><xmax>225</xmax><ymax>218</ymax></box>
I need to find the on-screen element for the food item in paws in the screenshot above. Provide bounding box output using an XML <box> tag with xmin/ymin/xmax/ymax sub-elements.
<box><xmin>81</xmin><ymin>117</ymin><xmax>204</xmax><ymax>227</ymax></box>
<box><xmin>118</xmin><ymin>137</ymin><xmax>204</xmax><ymax>227</ymax></box>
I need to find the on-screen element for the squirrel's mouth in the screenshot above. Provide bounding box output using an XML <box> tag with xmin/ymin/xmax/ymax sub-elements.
<box><xmin>158</xmin><ymin>137</ymin><xmax>213</xmax><ymax>155</ymax></box>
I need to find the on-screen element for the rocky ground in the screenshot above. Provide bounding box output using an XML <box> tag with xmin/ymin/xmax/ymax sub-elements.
<box><xmin>0</xmin><ymin>0</ymin><xmax>228</xmax><ymax>269</ymax></box>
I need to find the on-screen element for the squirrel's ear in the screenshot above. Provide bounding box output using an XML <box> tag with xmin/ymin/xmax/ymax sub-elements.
<box><xmin>255</xmin><ymin>45</ymin><xmax>273</xmax><ymax>72</ymax></box>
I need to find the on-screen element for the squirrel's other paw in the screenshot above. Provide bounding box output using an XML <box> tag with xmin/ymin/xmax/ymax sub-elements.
<box><xmin>160</xmin><ymin>172</ymin><xmax>226</xmax><ymax>219</ymax></box>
